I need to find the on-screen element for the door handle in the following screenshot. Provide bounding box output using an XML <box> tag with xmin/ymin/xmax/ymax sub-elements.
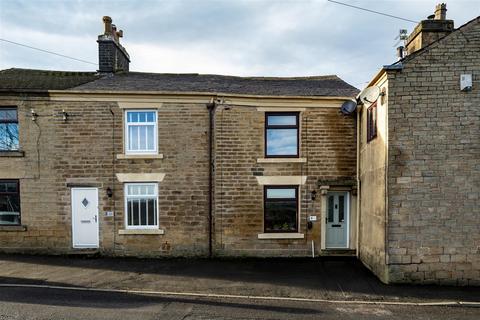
<box><xmin>94</xmin><ymin>215</ymin><xmax>97</xmax><ymax>223</ymax></box>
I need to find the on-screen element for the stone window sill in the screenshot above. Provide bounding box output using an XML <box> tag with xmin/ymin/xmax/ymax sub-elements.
<box><xmin>116</xmin><ymin>154</ymin><xmax>164</xmax><ymax>160</ymax></box>
<box><xmin>0</xmin><ymin>151</ymin><xmax>25</xmax><ymax>157</ymax></box>
<box><xmin>257</xmin><ymin>158</ymin><xmax>306</xmax><ymax>163</ymax></box>
<box><xmin>118</xmin><ymin>229</ymin><xmax>165</xmax><ymax>235</ymax></box>
<box><xmin>258</xmin><ymin>233</ymin><xmax>304</xmax><ymax>240</ymax></box>
<box><xmin>0</xmin><ymin>225</ymin><xmax>27</xmax><ymax>232</ymax></box>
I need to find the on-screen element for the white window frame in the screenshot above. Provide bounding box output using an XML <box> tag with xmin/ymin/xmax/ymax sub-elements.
<box><xmin>124</xmin><ymin>182</ymin><xmax>159</xmax><ymax>229</ymax></box>
<box><xmin>124</xmin><ymin>110</ymin><xmax>158</xmax><ymax>155</ymax></box>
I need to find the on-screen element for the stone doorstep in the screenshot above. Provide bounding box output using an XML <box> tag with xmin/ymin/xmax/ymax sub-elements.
<box><xmin>320</xmin><ymin>249</ymin><xmax>356</xmax><ymax>256</ymax></box>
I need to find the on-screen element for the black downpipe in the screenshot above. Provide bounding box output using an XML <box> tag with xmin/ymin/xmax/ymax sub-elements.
<box><xmin>206</xmin><ymin>100</ymin><xmax>216</xmax><ymax>258</ymax></box>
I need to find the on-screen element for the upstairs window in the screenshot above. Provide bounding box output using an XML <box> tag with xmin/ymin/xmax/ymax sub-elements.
<box><xmin>124</xmin><ymin>183</ymin><xmax>158</xmax><ymax>229</ymax></box>
<box><xmin>125</xmin><ymin>110</ymin><xmax>157</xmax><ymax>154</ymax></box>
<box><xmin>264</xmin><ymin>186</ymin><xmax>298</xmax><ymax>233</ymax></box>
<box><xmin>0</xmin><ymin>180</ymin><xmax>20</xmax><ymax>225</ymax></box>
<box><xmin>367</xmin><ymin>102</ymin><xmax>377</xmax><ymax>143</ymax></box>
<box><xmin>265</xmin><ymin>112</ymin><xmax>299</xmax><ymax>157</ymax></box>
<box><xmin>0</xmin><ymin>108</ymin><xmax>19</xmax><ymax>151</ymax></box>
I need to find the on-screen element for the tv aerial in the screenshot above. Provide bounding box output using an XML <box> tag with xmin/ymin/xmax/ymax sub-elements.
<box><xmin>393</xmin><ymin>29</ymin><xmax>408</xmax><ymax>47</ymax></box>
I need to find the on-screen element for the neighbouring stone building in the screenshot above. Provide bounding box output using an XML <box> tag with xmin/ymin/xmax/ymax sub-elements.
<box><xmin>0</xmin><ymin>4</ymin><xmax>478</xmax><ymax>286</ymax></box>
<box><xmin>358</xmin><ymin>5</ymin><xmax>479</xmax><ymax>285</ymax></box>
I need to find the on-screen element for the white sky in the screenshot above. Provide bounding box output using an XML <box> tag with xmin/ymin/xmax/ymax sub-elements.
<box><xmin>0</xmin><ymin>0</ymin><xmax>478</xmax><ymax>89</ymax></box>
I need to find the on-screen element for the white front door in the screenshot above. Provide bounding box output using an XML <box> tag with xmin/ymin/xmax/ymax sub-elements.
<box><xmin>326</xmin><ymin>192</ymin><xmax>349</xmax><ymax>249</ymax></box>
<box><xmin>71</xmin><ymin>188</ymin><xmax>99</xmax><ymax>248</ymax></box>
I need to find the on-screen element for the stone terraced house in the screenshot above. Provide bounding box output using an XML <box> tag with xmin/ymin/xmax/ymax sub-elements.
<box><xmin>0</xmin><ymin>6</ymin><xmax>478</xmax><ymax>285</ymax></box>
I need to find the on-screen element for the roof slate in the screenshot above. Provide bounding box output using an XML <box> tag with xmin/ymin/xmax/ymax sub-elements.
<box><xmin>0</xmin><ymin>68</ymin><xmax>359</xmax><ymax>97</ymax></box>
<box><xmin>0</xmin><ymin>68</ymin><xmax>100</xmax><ymax>91</ymax></box>
<box><xmin>71</xmin><ymin>72</ymin><xmax>359</xmax><ymax>97</ymax></box>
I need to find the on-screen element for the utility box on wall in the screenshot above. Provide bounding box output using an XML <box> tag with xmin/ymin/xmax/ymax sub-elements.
<box><xmin>460</xmin><ymin>74</ymin><xmax>472</xmax><ymax>91</ymax></box>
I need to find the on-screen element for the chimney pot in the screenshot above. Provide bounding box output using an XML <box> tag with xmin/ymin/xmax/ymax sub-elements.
<box><xmin>434</xmin><ymin>3</ymin><xmax>447</xmax><ymax>20</ymax></box>
<box><xmin>102</xmin><ymin>16</ymin><xmax>112</xmax><ymax>35</ymax></box>
<box><xmin>397</xmin><ymin>46</ymin><xmax>405</xmax><ymax>60</ymax></box>
<box><xmin>97</xmin><ymin>16</ymin><xmax>130</xmax><ymax>73</ymax></box>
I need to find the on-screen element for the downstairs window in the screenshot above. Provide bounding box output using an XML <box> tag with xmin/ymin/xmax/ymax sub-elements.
<box><xmin>264</xmin><ymin>186</ymin><xmax>298</xmax><ymax>233</ymax></box>
<box><xmin>0</xmin><ymin>180</ymin><xmax>20</xmax><ymax>225</ymax></box>
<box><xmin>124</xmin><ymin>183</ymin><xmax>158</xmax><ymax>229</ymax></box>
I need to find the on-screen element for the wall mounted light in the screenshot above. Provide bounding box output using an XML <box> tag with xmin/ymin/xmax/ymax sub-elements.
<box><xmin>311</xmin><ymin>190</ymin><xmax>317</xmax><ymax>201</ymax></box>
<box><xmin>62</xmin><ymin>110</ymin><xmax>69</xmax><ymax>122</ymax></box>
<box><xmin>106</xmin><ymin>187</ymin><xmax>113</xmax><ymax>198</ymax></box>
<box><xmin>30</xmin><ymin>109</ymin><xmax>38</xmax><ymax>121</ymax></box>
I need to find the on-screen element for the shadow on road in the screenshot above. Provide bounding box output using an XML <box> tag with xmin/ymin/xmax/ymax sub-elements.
<box><xmin>0</xmin><ymin>284</ymin><xmax>321</xmax><ymax>315</ymax></box>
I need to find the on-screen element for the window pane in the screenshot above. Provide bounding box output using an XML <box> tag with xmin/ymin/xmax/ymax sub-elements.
<box><xmin>339</xmin><ymin>195</ymin><xmax>344</xmax><ymax>222</ymax></box>
<box><xmin>266</xmin><ymin>188</ymin><xmax>296</xmax><ymax>199</ymax></box>
<box><xmin>132</xmin><ymin>199</ymin><xmax>140</xmax><ymax>225</ymax></box>
<box><xmin>0</xmin><ymin>109</ymin><xmax>17</xmax><ymax>121</ymax></box>
<box><xmin>266</xmin><ymin>129</ymin><xmax>297</xmax><ymax>156</ymax></box>
<box><xmin>127</xmin><ymin>111</ymin><xmax>155</xmax><ymax>123</ymax></box>
<box><xmin>0</xmin><ymin>123</ymin><xmax>19</xmax><ymax>151</ymax></box>
<box><xmin>5</xmin><ymin>182</ymin><xmax>17</xmax><ymax>193</ymax></box>
<box><xmin>146</xmin><ymin>125</ymin><xmax>154</xmax><ymax>150</ymax></box>
<box><xmin>139</xmin><ymin>199</ymin><xmax>147</xmax><ymax>225</ymax></box>
<box><xmin>147</xmin><ymin>112</ymin><xmax>155</xmax><ymax>122</ymax></box>
<box><xmin>139</xmin><ymin>126</ymin><xmax>147</xmax><ymax>150</ymax></box>
<box><xmin>147</xmin><ymin>199</ymin><xmax>156</xmax><ymax>226</ymax></box>
<box><xmin>328</xmin><ymin>196</ymin><xmax>334</xmax><ymax>223</ymax></box>
<box><xmin>127</xmin><ymin>185</ymin><xmax>136</xmax><ymax>195</ymax></box>
<box><xmin>127</xmin><ymin>184</ymin><xmax>156</xmax><ymax>196</ymax></box>
<box><xmin>0</xmin><ymin>194</ymin><xmax>20</xmax><ymax>225</ymax></box>
<box><xmin>127</xmin><ymin>199</ymin><xmax>133</xmax><ymax>225</ymax></box>
<box><xmin>128</xmin><ymin>112</ymin><xmax>138</xmax><ymax>122</ymax></box>
<box><xmin>267</xmin><ymin>115</ymin><xmax>296</xmax><ymax>126</ymax></box>
<box><xmin>265</xmin><ymin>200</ymin><xmax>297</xmax><ymax>232</ymax></box>
<box><xmin>145</xmin><ymin>185</ymin><xmax>155</xmax><ymax>195</ymax></box>
<box><xmin>128</xmin><ymin>126</ymin><xmax>139</xmax><ymax>150</ymax></box>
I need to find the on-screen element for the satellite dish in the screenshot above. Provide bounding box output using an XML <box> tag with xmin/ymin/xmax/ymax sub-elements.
<box><xmin>359</xmin><ymin>86</ymin><xmax>381</xmax><ymax>104</ymax></box>
<box><xmin>340</xmin><ymin>100</ymin><xmax>357</xmax><ymax>115</ymax></box>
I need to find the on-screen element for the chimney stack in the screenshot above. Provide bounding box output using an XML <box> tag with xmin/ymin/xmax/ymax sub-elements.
<box><xmin>97</xmin><ymin>16</ymin><xmax>130</xmax><ymax>73</ymax></box>
<box><xmin>404</xmin><ymin>3</ymin><xmax>454</xmax><ymax>55</ymax></box>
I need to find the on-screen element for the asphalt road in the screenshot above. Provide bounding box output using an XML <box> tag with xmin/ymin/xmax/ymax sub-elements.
<box><xmin>0</xmin><ymin>287</ymin><xmax>478</xmax><ymax>320</ymax></box>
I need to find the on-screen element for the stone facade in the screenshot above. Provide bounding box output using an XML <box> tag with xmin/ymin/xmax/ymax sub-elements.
<box><xmin>0</xmin><ymin>94</ymin><xmax>357</xmax><ymax>258</ymax></box>
<box><xmin>212</xmin><ymin>104</ymin><xmax>357</xmax><ymax>256</ymax></box>
<box><xmin>0</xmin><ymin>97</ymin><xmax>210</xmax><ymax>256</ymax></box>
<box><xmin>359</xmin><ymin>17</ymin><xmax>480</xmax><ymax>285</ymax></box>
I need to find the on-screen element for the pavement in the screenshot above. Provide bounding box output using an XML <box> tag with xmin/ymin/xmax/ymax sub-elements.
<box><xmin>0</xmin><ymin>254</ymin><xmax>478</xmax><ymax>304</ymax></box>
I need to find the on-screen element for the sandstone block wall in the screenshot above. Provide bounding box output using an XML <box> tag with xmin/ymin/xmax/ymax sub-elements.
<box><xmin>387</xmin><ymin>18</ymin><xmax>480</xmax><ymax>285</ymax></box>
